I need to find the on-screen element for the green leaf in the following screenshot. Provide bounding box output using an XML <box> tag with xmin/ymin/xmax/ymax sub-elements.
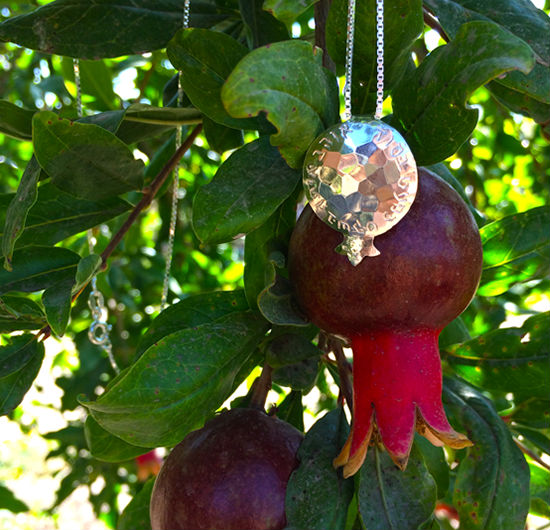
<box><xmin>266</xmin><ymin>332</ymin><xmax>322</xmax><ymax>367</ymax></box>
<box><xmin>510</xmin><ymin>398</ymin><xmax>550</xmax><ymax>430</ymax></box>
<box><xmin>0</xmin><ymin>336</ymin><xmax>44</xmax><ymax>416</ymax></box>
<box><xmin>276</xmin><ymin>390</ymin><xmax>304</xmax><ymax>432</ymax></box>
<box><xmin>0</xmin><ymin>246</ymin><xmax>80</xmax><ymax>295</ymax></box>
<box><xmin>61</xmin><ymin>57</ymin><xmax>117</xmax><ymax>111</ymax></box>
<box><xmin>444</xmin><ymin>312</ymin><xmax>549</xmax><ymax>398</ymax></box>
<box><xmin>0</xmin><ymin>0</ymin><xmax>230</xmax><ymax>58</ymax></box>
<box><xmin>512</xmin><ymin>426</ymin><xmax>550</xmax><ymax>455</ymax></box>
<box><xmin>414</xmin><ymin>436</ymin><xmax>450</xmax><ymax>501</ymax></box>
<box><xmin>423</xmin><ymin>0</ymin><xmax>550</xmax><ymax>103</ymax></box>
<box><xmin>202</xmin><ymin>116</ymin><xmax>244</xmax><ymax>154</ymax></box>
<box><xmin>326</xmin><ymin>0</ymin><xmax>423</xmax><ymax>115</ymax></box>
<box><xmin>286</xmin><ymin>408</ymin><xmax>354</xmax><ymax>530</ymax></box>
<box><xmin>32</xmin><ymin>111</ymin><xmax>144</xmax><ymax>199</ymax></box>
<box><xmin>480</xmin><ymin>206</ymin><xmax>549</xmax><ymax>268</ymax></box>
<box><xmin>136</xmin><ymin>289</ymin><xmax>249</xmax><ymax>357</ymax></box>
<box><xmin>239</xmin><ymin>0</ymin><xmax>289</xmax><ymax>48</ymax></box>
<box><xmin>0</xmin><ymin>483</ymin><xmax>29</xmax><ymax>513</ymax></box>
<box><xmin>392</xmin><ymin>21</ymin><xmax>535</xmax><ymax>165</ymax></box>
<box><xmin>272</xmin><ymin>357</ymin><xmax>319</xmax><ymax>391</ymax></box>
<box><xmin>243</xmin><ymin>195</ymin><xmax>296</xmax><ymax>310</ymax></box>
<box><xmin>0</xmin><ymin>100</ymin><xmax>34</xmax><ymax>140</ymax></box>
<box><xmin>0</xmin><ymin>183</ymin><xmax>131</xmax><ymax>251</ymax></box>
<box><xmin>193</xmin><ymin>136</ymin><xmax>300</xmax><ymax>244</ymax></box>
<box><xmin>357</xmin><ymin>444</ymin><xmax>437</xmax><ymax>530</ymax></box>
<box><xmin>118</xmin><ymin>478</ymin><xmax>154</xmax><ymax>530</ymax></box>
<box><xmin>124</xmin><ymin>103</ymin><xmax>202</xmax><ymax>126</ymax></box>
<box><xmin>84</xmin><ymin>416</ymin><xmax>149</xmax><ymax>463</ymax></box>
<box><xmin>167</xmin><ymin>28</ymin><xmax>253</xmax><ymax>129</ymax></box>
<box><xmin>1</xmin><ymin>156</ymin><xmax>41</xmax><ymax>270</ymax></box>
<box><xmin>443</xmin><ymin>377</ymin><xmax>530</xmax><ymax>530</ymax></box>
<box><xmin>0</xmin><ymin>295</ymin><xmax>45</xmax><ymax>333</ymax></box>
<box><xmin>0</xmin><ymin>333</ymin><xmax>39</xmax><ymax>378</ymax></box>
<box><xmin>42</xmin><ymin>277</ymin><xmax>73</xmax><ymax>337</ymax></box>
<box><xmin>263</xmin><ymin>0</ymin><xmax>316</xmax><ymax>25</ymax></box>
<box><xmin>222</xmin><ymin>40</ymin><xmax>339</xmax><ymax>168</ymax></box>
<box><xmin>73</xmin><ymin>254</ymin><xmax>102</xmax><ymax>295</ymax></box>
<box><xmin>81</xmin><ymin>311</ymin><xmax>269</xmax><ymax>447</ymax></box>
<box><xmin>529</xmin><ymin>462</ymin><xmax>550</xmax><ymax>518</ymax></box>
<box><xmin>439</xmin><ymin>316</ymin><xmax>471</xmax><ymax>349</ymax></box>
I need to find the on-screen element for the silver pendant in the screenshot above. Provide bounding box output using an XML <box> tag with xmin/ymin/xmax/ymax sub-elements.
<box><xmin>303</xmin><ymin>118</ymin><xmax>418</xmax><ymax>265</ymax></box>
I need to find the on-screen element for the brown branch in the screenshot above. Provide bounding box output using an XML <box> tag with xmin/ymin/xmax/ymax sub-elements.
<box><xmin>37</xmin><ymin>123</ymin><xmax>202</xmax><ymax>340</ymax></box>
<box><xmin>514</xmin><ymin>437</ymin><xmax>550</xmax><ymax>472</ymax></box>
<box><xmin>100</xmin><ymin>123</ymin><xmax>202</xmax><ymax>268</ymax></box>
<box><xmin>249</xmin><ymin>363</ymin><xmax>273</xmax><ymax>411</ymax></box>
<box><xmin>320</xmin><ymin>331</ymin><xmax>353</xmax><ymax>409</ymax></box>
<box><xmin>314</xmin><ymin>0</ymin><xmax>336</xmax><ymax>72</ymax></box>
<box><xmin>422</xmin><ymin>7</ymin><xmax>449</xmax><ymax>43</ymax></box>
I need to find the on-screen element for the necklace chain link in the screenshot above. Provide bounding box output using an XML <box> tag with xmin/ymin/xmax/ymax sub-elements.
<box><xmin>344</xmin><ymin>0</ymin><xmax>385</xmax><ymax>120</ymax></box>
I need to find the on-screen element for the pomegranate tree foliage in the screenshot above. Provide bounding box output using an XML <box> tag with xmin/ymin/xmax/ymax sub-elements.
<box><xmin>0</xmin><ymin>0</ymin><xmax>548</xmax><ymax>528</ymax></box>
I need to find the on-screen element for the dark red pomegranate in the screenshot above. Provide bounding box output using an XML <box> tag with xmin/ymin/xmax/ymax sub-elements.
<box><xmin>288</xmin><ymin>167</ymin><xmax>482</xmax><ymax>477</ymax></box>
<box><xmin>149</xmin><ymin>408</ymin><xmax>303</xmax><ymax>530</ymax></box>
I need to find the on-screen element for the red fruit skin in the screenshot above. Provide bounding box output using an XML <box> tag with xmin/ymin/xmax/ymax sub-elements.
<box><xmin>288</xmin><ymin>168</ymin><xmax>483</xmax><ymax>338</ymax></box>
<box><xmin>150</xmin><ymin>408</ymin><xmax>303</xmax><ymax>530</ymax></box>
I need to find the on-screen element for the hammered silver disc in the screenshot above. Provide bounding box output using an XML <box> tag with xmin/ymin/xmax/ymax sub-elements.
<box><xmin>303</xmin><ymin>118</ymin><xmax>418</xmax><ymax>265</ymax></box>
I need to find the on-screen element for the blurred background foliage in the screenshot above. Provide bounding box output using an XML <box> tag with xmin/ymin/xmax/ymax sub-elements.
<box><xmin>0</xmin><ymin>0</ymin><xmax>549</xmax><ymax>529</ymax></box>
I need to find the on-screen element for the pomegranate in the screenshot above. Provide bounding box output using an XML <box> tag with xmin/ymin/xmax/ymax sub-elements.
<box><xmin>149</xmin><ymin>408</ymin><xmax>303</xmax><ymax>530</ymax></box>
<box><xmin>288</xmin><ymin>167</ymin><xmax>482</xmax><ymax>477</ymax></box>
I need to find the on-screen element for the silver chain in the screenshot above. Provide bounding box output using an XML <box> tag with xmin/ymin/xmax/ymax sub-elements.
<box><xmin>160</xmin><ymin>0</ymin><xmax>191</xmax><ymax>309</ymax></box>
<box><xmin>344</xmin><ymin>0</ymin><xmax>385</xmax><ymax>120</ymax></box>
<box><xmin>73</xmin><ymin>58</ymin><xmax>120</xmax><ymax>374</ymax></box>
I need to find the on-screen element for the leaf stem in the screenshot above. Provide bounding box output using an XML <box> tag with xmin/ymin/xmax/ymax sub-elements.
<box><xmin>100</xmin><ymin>123</ymin><xmax>202</xmax><ymax>268</ymax></box>
<box><xmin>422</xmin><ymin>7</ymin><xmax>449</xmax><ymax>43</ymax></box>
<box><xmin>249</xmin><ymin>363</ymin><xmax>273</xmax><ymax>411</ymax></box>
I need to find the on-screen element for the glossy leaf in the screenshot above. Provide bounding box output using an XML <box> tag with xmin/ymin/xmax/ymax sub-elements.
<box><xmin>1</xmin><ymin>156</ymin><xmax>41</xmax><ymax>270</ymax></box>
<box><xmin>84</xmin><ymin>416</ymin><xmax>149</xmax><ymax>463</ymax></box>
<box><xmin>32</xmin><ymin>111</ymin><xmax>144</xmax><ymax>199</ymax></box>
<box><xmin>0</xmin><ymin>484</ymin><xmax>29</xmax><ymax>513</ymax></box>
<box><xmin>124</xmin><ymin>103</ymin><xmax>202</xmax><ymax>126</ymax></box>
<box><xmin>0</xmin><ymin>0</ymin><xmax>229</xmax><ymax>58</ymax></box>
<box><xmin>414</xmin><ymin>435</ymin><xmax>450</xmax><ymax>501</ymax></box>
<box><xmin>243</xmin><ymin>196</ymin><xmax>296</xmax><ymax>310</ymax></box>
<box><xmin>263</xmin><ymin>0</ymin><xmax>316</xmax><ymax>25</ymax></box>
<box><xmin>0</xmin><ymin>100</ymin><xmax>34</xmax><ymax>140</ymax></box>
<box><xmin>285</xmin><ymin>408</ymin><xmax>354</xmax><ymax>530</ymax></box>
<box><xmin>239</xmin><ymin>0</ymin><xmax>289</xmax><ymax>48</ymax></box>
<box><xmin>266</xmin><ymin>332</ymin><xmax>322</xmax><ymax>367</ymax></box>
<box><xmin>392</xmin><ymin>21</ymin><xmax>534</xmax><ymax>165</ymax></box>
<box><xmin>0</xmin><ymin>336</ymin><xmax>44</xmax><ymax>416</ymax></box>
<box><xmin>444</xmin><ymin>312</ymin><xmax>549</xmax><ymax>398</ymax></box>
<box><xmin>424</xmin><ymin>0</ymin><xmax>550</xmax><ymax>103</ymax></box>
<box><xmin>529</xmin><ymin>462</ymin><xmax>550</xmax><ymax>518</ymax></box>
<box><xmin>202</xmin><ymin>116</ymin><xmax>244</xmax><ymax>154</ymax></box>
<box><xmin>480</xmin><ymin>206</ymin><xmax>549</xmax><ymax>268</ymax></box>
<box><xmin>167</xmin><ymin>28</ymin><xmax>253</xmax><ymax>129</ymax></box>
<box><xmin>0</xmin><ymin>183</ymin><xmax>131</xmax><ymax>251</ymax></box>
<box><xmin>272</xmin><ymin>357</ymin><xmax>319</xmax><ymax>391</ymax></box>
<box><xmin>136</xmin><ymin>289</ymin><xmax>249</xmax><ymax>357</ymax></box>
<box><xmin>0</xmin><ymin>246</ymin><xmax>80</xmax><ymax>295</ymax></box>
<box><xmin>81</xmin><ymin>311</ymin><xmax>269</xmax><ymax>447</ymax></box>
<box><xmin>61</xmin><ymin>57</ymin><xmax>117</xmax><ymax>111</ymax></box>
<box><xmin>0</xmin><ymin>333</ymin><xmax>39</xmax><ymax>378</ymax></box>
<box><xmin>222</xmin><ymin>40</ymin><xmax>339</xmax><ymax>168</ymax></box>
<box><xmin>0</xmin><ymin>295</ymin><xmax>45</xmax><ymax>333</ymax></box>
<box><xmin>276</xmin><ymin>390</ymin><xmax>304</xmax><ymax>432</ymax></box>
<box><xmin>193</xmin><ymin>137</ymin><xmax>300</xmax><ymax>244</ymax></box>
<box><xmin>443</xmin><ymin>377</ymin><xmax>530</xmax><ymax>530</ymax></box>
<box><xmin>510</xmin><ymin>398</ymin><xmax>550</xmax><ymax>430</ymax></box>
<box><xmin>118</xmin><ymin>478</ymin><xmax>154</xmax><ymax>530</ymax></box>
<box><xmin>326</xmin><ymin>0</ymin><xmax>423</xmax><ymax>114</ymax></box>
<box><xmin>357</xmin><ymin>444</ymin><xmax>437</xmax><ymax>530</ymax></box>
<box><xmin>42</xmin><ymin>278</ymin><xmax>73</xmax><ymax>337</ymax></box>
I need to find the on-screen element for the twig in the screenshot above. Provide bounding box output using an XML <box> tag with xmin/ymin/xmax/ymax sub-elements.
<box><xmin>37</xmin><ymin>123</ymin><xmax>202</xmax><ymax>339</ymax></box>
<box><xmin>422</xmin><ymin>7</ymin><xmax>449</xmax><ymax>43</ymax></box>
<box><xmin>100</xmin><ymin>123</ymin><xmax>202</xmax><ymax>268</ymax></box>
<box><xmin>320</xmin><ymin>331</ymin><xmax>354</xmax><ymax>409</ymax></box>
<box><xmin>249</xmin><ymin>363</ymin><xmax>273</xmax><ymax>410</ymax></box>
<box><xmin>514</xmin><ymin>437</ymin><xmax>550</xmax><ymax>472</ymax></box>
<box><xmin>314</xmin><ymin>0</ymin><xmax>336</xmax><ymax>72</ymax></box>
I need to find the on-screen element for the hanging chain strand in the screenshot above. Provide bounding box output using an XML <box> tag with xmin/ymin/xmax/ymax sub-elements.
<box><xmin>73</xmin><ymin>58</ymin><xmax>120</xmax><ymax>374</ymax></box>
<box><xmin>343</xmin><ymin>0</ymin><xmax>356</xmax><ymax>121</ymax></box>
<box><xmin>160</xmin><ymin>0</ymin><xmax>191</xmax><ymax>309</ymax></box>
<box><xmin>374</xmin><ymin>0</ymin><xmax>385</xmax><ymax>119</ymax></box>
<box><xmin>344</xmin><ymin>0</ymin><xmax>385</xmax><ymax>120</ymax></box>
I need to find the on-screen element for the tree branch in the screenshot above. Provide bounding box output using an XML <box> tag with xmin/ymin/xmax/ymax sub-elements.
<box><xmin>423</xmin><ymin>7</ymin><xmax>449</xmax><ymax>43</ymax></box>
<box><xmin>249</xmin><ymin>363</ymin><xmax>273</xmax><ymax>411</ymax></box>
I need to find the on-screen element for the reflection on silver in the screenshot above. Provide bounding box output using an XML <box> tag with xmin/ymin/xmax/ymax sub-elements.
<box><xmin>303</xmin><ymin>118</ymin><xmax>418</xmax><ymax>265</ymax></box>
